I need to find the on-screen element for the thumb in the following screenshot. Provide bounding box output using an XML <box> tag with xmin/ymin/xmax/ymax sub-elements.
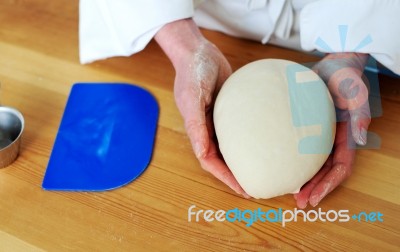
<box><xmin>185</xmin><ymin>116</ymin><xmax>209</xmax><ymax>159</ymax></box>
<box><xmin>338</xmin><ymin>74</ymin><xmax>371</xmax><ymax>145</ymax></box>
<box><xmin>175</xmin><ymin>89</ymin><xmax>210</xmax><ymax>159</ymax></box>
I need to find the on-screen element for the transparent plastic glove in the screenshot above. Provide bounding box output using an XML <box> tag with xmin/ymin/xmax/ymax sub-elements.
<box><xmin>295</xmin><ymin>52</ymin><xmax>371</xmax><ymax>208</ymax></box>
<box><xmin>155</xmin><ymin>19</ymin><xmax>249</xmax><ymax>197</ymax></box>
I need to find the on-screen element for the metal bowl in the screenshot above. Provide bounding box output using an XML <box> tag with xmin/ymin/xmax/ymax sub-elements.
<box><xmin>0</xmin><ymin>107</ymin><xmax>24</xmax><ymax>168</ymax></box>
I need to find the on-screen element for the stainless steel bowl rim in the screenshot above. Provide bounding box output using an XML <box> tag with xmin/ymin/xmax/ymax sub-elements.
<box><xmin>0</xmin><ymin>106</ymin><xmax>25</xmax><ymax>151</ymax></box>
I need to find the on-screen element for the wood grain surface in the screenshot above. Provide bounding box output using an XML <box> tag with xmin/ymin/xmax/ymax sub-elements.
<box><xmin>0</xmin><ymin>1</ymin><xmax>399</xmax><ymax>251</ymax></box>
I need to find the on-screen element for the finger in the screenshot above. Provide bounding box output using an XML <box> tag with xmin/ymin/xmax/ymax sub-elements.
<box><xmin>349</xmin><ymin>100</ymin><xmax>371</xmax><ymax>146</ymax></box>
<box><xmin>202</xmin><ymin>113</ymin><xmax>249</xmax><ymax>197</ymax></box>
<box><xmin>344</xmin><ymin>75</ymin><xmax>371</xmax><ymax>145</ymax></box>
<box><xmin>199</xmin><ymin>141</ymin><xmax>250</xmax><ymax>198</ymax></box>
<box><xmin>333</xmin><ymin>70</ymin><xmax>371</xmax><ymax>145</ymax></box>
<box><xmin>294</xmin><ymin>156</ymin><xmax>333</xmax><ymax>209</ymax></box>
<box><xmin>309</xmin><ymin>122</ymin><xmax>356</xmax><ymax>207</ymax></box>
<box><xmin>181</xmin><ymin>104</ymin><xmax>249</xmax><ymax>198</ymax></box>
<box><xmin>308</xmin><ymin>162</ymin><xmax>353</xmax><ymax>207</ymax></box>
<box><xmin>178</xmin><ymin>90</ymin><xmax>248</xmax><ymax>198</ymax></box>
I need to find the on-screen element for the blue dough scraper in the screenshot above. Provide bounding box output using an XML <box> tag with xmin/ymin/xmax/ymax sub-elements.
<box><xmin>42</xmin><ymin>83</ymin><xmax>159</xmax><ymax>191</ymax></box>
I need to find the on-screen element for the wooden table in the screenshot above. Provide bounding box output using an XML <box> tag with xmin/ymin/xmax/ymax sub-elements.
<box><xmin>0</xmin><ymin>1</ymin><xmax>399</xmax><ymax>251</ymax></box>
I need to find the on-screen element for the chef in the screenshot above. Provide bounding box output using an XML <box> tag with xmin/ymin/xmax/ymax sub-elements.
<box><xmin>79</xmin><ymin>0</ymin><xmax>400</xmax><ymax>208</ymax></box>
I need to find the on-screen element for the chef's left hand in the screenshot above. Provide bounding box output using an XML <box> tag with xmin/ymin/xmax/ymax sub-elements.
<box><xmin>295</xmin><ymin>52</ymin><xmax>371</xmax><ymax>208</ymax></box>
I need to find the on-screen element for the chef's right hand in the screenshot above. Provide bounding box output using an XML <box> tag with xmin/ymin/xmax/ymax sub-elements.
<box><xmin>155</xmin><ymin>19</ymin><xmax>249</xmax><ymax>197</ymax></box>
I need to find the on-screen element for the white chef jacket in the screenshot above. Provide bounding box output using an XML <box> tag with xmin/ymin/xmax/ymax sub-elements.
<box><xmin>79</xmin><ymin>0</ymin><xmax>400</xmax><ymax>75</ymax></box>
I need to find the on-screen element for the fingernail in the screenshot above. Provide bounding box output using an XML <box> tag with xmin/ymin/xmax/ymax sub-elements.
<box><xmin>357</xmin><ymin>128</ymin><xmax>367</xmax><ymax>145</ymax></box>
<box><xmin>309</xmin><ymin>195</ymin><xmax>320</xmax><ymax>207</ymax></box>
<box><xmin>310</xmin><ymin>200</ymin><xmax>319</xmax><ymax>207</ymax></box>
<box><xmin>298</xmin><ymin>201</ymin><xmax>308</xmax><ymax>209</ymax></box>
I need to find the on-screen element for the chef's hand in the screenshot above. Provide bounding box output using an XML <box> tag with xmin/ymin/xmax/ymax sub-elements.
<box><xmin>295</xmin><ymin>52</ymin><xmax>371</xmax><ymax>208</ymax></box>
<box><xmin>155</xmin><ymin>19</ymin><xmax>249</xmax><ymax>197</ymax></box>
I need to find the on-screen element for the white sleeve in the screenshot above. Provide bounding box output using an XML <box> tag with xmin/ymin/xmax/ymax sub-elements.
<box><xmin>79</xmin><ymin>0</ymin><xmax>194</xmax><ymax>64</ymax></box>
<box><xmin>299</xmin><ymin>0</ymin><xmax>400</xmax><ymax>75</ymax></box>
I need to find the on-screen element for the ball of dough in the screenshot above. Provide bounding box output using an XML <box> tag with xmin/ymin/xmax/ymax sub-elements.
<box><xmin>214</xmin><ymin>59</ymin><xmax>336</xmax><ymax>199</ymax></box>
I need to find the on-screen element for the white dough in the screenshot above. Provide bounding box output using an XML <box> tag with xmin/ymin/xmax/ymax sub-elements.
<box><xmin>214</xmin><ymin>59</ymin><xmax>336</xmax><ymax>199</ymax></box>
